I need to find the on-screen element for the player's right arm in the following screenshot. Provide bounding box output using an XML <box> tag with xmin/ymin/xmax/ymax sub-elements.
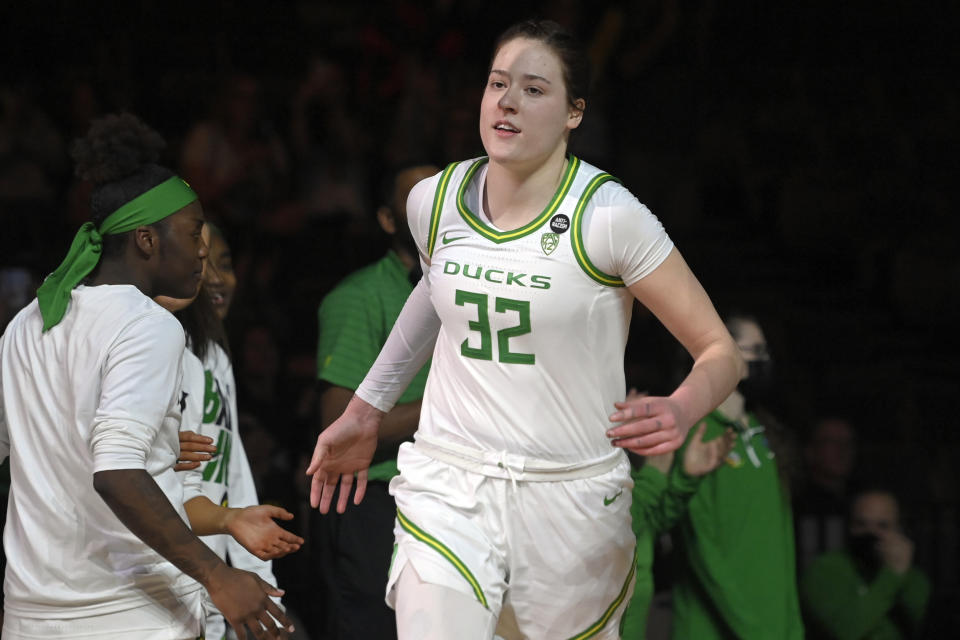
<box><xmin>320</xmin><ymin>386</ymin><xmax>421</xmax><ymax>448</ymax></box>
<box><xmin>94</xmin><ymin>469</ymin><xmax>291</xmax><ymax>638</ymax></box>
<box><xmin>92</xmin><ymin>314</ymin><xmax>291</xmax><ymax>639</ymax></box>
<box><xmin>307</xmin><ymin>174</ymin><xmax>441</xmax><ymax>514</ymax></box>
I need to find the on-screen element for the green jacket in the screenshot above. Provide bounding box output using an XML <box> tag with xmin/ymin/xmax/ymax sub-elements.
<box><xmin>800</xmin><ymin>551</ymin><xmax>930</xmax><ymax>640</ymax></box>
<box><xmin>671</xmin><ymin>409</ymin><xmax>804</xmax><ymax>639</ymax></box>
<box><xmin>620</xmin><ymin>461</ymin><xmax>701</xmax><ymax>639</ymax></box>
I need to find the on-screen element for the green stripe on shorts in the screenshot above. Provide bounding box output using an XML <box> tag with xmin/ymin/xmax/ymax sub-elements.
<box><xmin>567</xmin><ymin>544</ymin><xmax>638</xmax><ymax>640</ymax></box>
<box><xmin>396</xmin><ymin>509</ymin><xmax>488</xmax><ymax>609</ymax></box>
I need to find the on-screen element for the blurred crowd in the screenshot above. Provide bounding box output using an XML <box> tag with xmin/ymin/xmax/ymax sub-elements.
<box><xmin>0</xmin><ymin>1</ymin><xmax>957</xmax><ymax>637</ymax></box>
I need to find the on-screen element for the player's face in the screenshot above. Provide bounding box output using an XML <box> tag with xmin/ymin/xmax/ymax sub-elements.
<box><xmin>153</xmin><ymin>201</ymin><xmax>208</xmax><ymax>300</ymax></box>
<box><xmin>203</xmin><ymin>231</ymin><xmax>236</xmax><ymax>321</ymax></box>
<box><xmin>480</xmin><ymin>37</ymin><xmax>583</xmax><ymax>171</ymax></box>
<box><xmin>155</xmin><ymin>224</ymin><xmax>210</xmax><ymax>312</ymax></box>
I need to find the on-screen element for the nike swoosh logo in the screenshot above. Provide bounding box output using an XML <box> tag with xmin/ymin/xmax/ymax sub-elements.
<box><xmin>441</xmin><ymin>231</ymin><xmax>469</xmax><ymax>245</ymax></box>
<box><xmin>603</xmin><ymin>489</ymin><xmax>623</xmax><ymax>506</ymax></box>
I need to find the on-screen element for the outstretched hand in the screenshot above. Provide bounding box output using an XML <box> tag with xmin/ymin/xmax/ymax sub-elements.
<box><xmin>175</xmin><ymin>430</ymin><xmax>217</xmax><ymax>471</ymax></box>
<box><xmin>608</xmin><ymin>390</ymin><xmax>688</xmax><ymax>456</ymax></box>
<box><xmin>224</xmin><ymin>505</ymin><xmax>304</xmax><ymax>560</ymax></box>
<box><xmin>682</xmin><ymin>423</ymin><xmax>735</xmax><ymax>476</ymax></box>
<box><xmin>306</xmin><ymin>396</ymin><xmax>382</xmax><ymax>514</ymax></box>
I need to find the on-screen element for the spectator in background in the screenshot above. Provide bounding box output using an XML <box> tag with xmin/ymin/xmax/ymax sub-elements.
<box><xmin>801</xmin><ymin>488</ymin><xmax>930</xmax><ymax>639</ymax></box>
<box><xmin>795</xmin><ymin>415</ymin><xmax>859</xmax><ymax>569</ymax></box>
<box><xmin>0</xmin><ymin>81</ymin><xmax>68</xmax><ymax>262</ymax></box>
<box><xmin>312</xmin><ymin>164</ymin><xmax>437</xmax><ymax>640</ymax></box>
<box><xmin>0</xmin><ymin>81</ymin><xmax>67</xmax><ymax>207</ymax></box>
<box><xmin>180</xmin><ymin>73</ymin><xmax>290</xmax><ymax>230</ymax></box>
<box><xmin>290</xmin><ymin>56</ymin><xmax>371</xmax><ymax>225</ymax></box>
<box><xmin>0</xmin><ymin>267</ymin><xmax>38</xmax><ymax>334</ymax></box>
<box><xmin>669</xmin><ymin>313</ymin><xmax>804</xmax><ymax>639</ymax></box>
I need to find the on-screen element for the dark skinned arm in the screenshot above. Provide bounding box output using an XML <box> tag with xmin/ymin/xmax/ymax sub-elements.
<box><xmin>93</xmin><ymin>469</ymin><xmax>293</xmax><ymax>639</ymax></box>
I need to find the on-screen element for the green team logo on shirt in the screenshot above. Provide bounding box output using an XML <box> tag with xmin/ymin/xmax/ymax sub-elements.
<box><xmin>201</xmin><ymin>370</ymin><xmax>233</xmax><ymax>485</ymax></box>
<box><xmin>443</xmin><ymin>260</ymin><xmax>551</xmax><ymax>289</ymax></box>
<box><xmin>541</xmin><ymin>233</ymin><xmax>559</xmax><ymax>255</ymax></box>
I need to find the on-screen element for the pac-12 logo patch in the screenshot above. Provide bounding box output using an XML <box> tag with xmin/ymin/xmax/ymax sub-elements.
<box><xmin>550</xmin><ymin>213</ymin><xmax>570</xmax><ymax>234</ymax></box>
<box><xmin>541</xmin><ymin>233</ymin><xmax>559</xmax><ymax>255</ymax></box>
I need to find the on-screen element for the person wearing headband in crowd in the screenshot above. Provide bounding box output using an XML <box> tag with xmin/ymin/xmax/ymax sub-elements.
<box><xmin>308</xmin><ymin>20</ymin><xmax>744</xmax><ymax>640</ymax></box>
<box><xmin>168</xmin><ymin>223</ymin><xmax>301</xmax><ymax>640</ymax></box>
<box><xmin>0</xmin><ymin>113</ymin><xmax>291</xmax><ymax>639</ymax></box>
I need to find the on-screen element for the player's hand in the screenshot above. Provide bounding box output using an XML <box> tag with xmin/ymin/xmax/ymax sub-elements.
<box><xmin>877</xmin><ymin>529</ymin><xmax>913</xmax><ymax>575</ymax></box>
<box><xmin>608</xmin><ymin>394</ymin><xmax>688</xmax><ymax>456</ymax></box>
<box><xmin>223</xmin><ymin>505</ymin><xmax>304</xmax><ymax>560</ymax></box>
<box><xmin>682</xmin><ymin>423</ymin><xmax>735</xmax><ymax>477</ymax></box>
<box><xmin>306</xmin><ymin>395</ymin><xmax>382</xmax><ymax>514</ymax></box>
<box><xmin>207</xmin><ymin>565</ymin><xmax>293</xmax><ymax>639</ymax></box>
<box><xmin>175</xmin><ymin>431</ymin><xmax>217</xmax><ymax>471</ymax></box>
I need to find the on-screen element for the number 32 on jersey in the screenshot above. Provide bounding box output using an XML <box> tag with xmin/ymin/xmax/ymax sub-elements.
<box><xmin>455</xmin><ymin>289</ymin><xmax>534</xmax><ymax>365</ymax></box>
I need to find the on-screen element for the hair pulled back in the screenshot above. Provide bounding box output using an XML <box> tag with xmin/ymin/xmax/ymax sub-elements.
<box><xmin>71</xmin><ymin>113</ymin><xmax>176</xmax><ymax>256</ymax></box>
<box><xmin>71</xmin><ymin>113</ymin><xmax>176</xmax><ymax>226</ymax></box>
<box><xmin>491</xmin><ymin>19</ymin><xmax>590</xmax><ymax>109</ymax></box>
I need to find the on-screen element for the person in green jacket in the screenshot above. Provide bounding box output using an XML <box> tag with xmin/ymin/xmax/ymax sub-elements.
<box><xmin>800</xmin><ymin>488</ymin><xmax>930</xmax><ymax>639</ymax></box>
<box><xmin>669</xmin><ymin>314</ymin><xmax>805</xmax><ymax>639</ymax></box>
<box><xmin>621</xmin><ymin>410</ymin><xmax>735</xmax><ymax>639</ymax></box>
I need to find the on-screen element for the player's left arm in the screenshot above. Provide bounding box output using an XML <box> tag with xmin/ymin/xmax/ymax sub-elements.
<box><xmin>584</xmin><ymin>192</ymin><xmax>744</xmax><ymax>456</ymax></box>
<box><xmin>609</xmin><ymin>249</ymin><xmax>744</xmax><ymax>454</ymax></box>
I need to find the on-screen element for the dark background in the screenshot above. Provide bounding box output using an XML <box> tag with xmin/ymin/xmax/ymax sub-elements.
<box><xmin>1</xmin><ymin>0</ymin><xmax>957</xmax><ymax>636</ymax></box>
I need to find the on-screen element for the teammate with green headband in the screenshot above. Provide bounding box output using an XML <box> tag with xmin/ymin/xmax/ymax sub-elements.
<box><xmin>36</xmin><ymin>175</ymin><xmax>199</xmax><ymax>331</ymax></box>
<box><xmin>0</xmin><ymin>114</ymin><xmax>292</xmax><ymax>639</ymax></box>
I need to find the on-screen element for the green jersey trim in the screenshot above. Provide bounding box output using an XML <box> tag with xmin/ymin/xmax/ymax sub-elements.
<box><xmin>567</xmin><ymin>544</ymin><xmax>638</xmax><ymax>640</ymax></box>
<box><xmin>571</xmin><ymin>173</ymin><xmax>625</xmax><ymax>287</ymax></box>
<box><xmin>396</xmin><ymin>509</ymin><xmax>489</xmax><ymax>609</ymax></box>
<box><xmin>427</xmin><ymin>162</ymin><xmax>459</xmax><ymax>257</ymax></box>
<box><xmin>455</xmin><ymin>155</ymin><xmax>581</xmax><ymax>244</ymax></box>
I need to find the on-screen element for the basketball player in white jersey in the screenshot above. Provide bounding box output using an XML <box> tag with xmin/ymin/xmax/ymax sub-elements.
<box><xmin>308</xmin><ymin>20</ymin><xmax>745</xmax><ymax>640</ymax></box>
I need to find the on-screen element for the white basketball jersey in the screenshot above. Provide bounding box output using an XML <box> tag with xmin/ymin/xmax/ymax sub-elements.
<box><xmin>408</xmin><ymin>156</ymin><xmax>674</xmax><ymax>464</ymax></box>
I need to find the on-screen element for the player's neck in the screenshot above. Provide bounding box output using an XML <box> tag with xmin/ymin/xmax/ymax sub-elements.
<box><xmin>484</xmin><ymin>148</ymin><xmax>568</xmax><ymax>231</ymax></box>
<box><xmin>88</xmin><ymin>258</ymin><xmax>152</xmax><ymax>296</ymax></box>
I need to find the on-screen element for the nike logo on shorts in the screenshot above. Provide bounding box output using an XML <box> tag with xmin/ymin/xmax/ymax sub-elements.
<box><xmin>603</xmin><ymin>489</ymin><xmax>623</xmax><ymax>506</ymax></box>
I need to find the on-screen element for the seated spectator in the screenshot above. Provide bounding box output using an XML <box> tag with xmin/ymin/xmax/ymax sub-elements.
<box><xmin>801</xmin><ymin>488</ymin><xmax>931</xmax><ymax>640</ymax></box>
<box><xmin>795</xmin><ymin>415</ymin><xmax>859</xmax><ymax>569</ymax></box>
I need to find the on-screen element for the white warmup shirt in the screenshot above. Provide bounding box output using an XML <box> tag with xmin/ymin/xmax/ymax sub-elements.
<box><xmin>404</xmin><ymin>156</ymin><xmax>674</xmax><ymax>464</ymax></box>
<box><xmin>180</xmin><ymin>342</ymin><xmax>276</xmax><ymax>582</ymax></box>
<box><xmin>0</xmin><ymin>285</ymin><xmax>202</xmax><ymax>619</ymax></box>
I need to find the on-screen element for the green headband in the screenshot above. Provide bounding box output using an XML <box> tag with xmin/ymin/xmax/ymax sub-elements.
<box><xmin>37</xmin><ymin>176</ymin><xmax>198</xmax><ymax>331</ymax></box>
